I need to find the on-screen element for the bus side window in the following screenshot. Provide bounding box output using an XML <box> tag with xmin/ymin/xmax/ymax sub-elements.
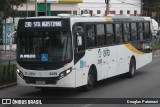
<box><xmin>106</xmin><ymin>24</ymin><xmax>114</xmax><ymax>45</ymax></box>
<box><xmin>96</xmin><ymin>24</ymin><xmax>105</xmax><ymax>46</ymax></box>
<box><xmin>115</xmin><ymin>24</ymin><xmax>123</xmax><ymax>44</ymax></box>
<box><xmin>131</xmin><ymin>23</ymin><xmax>138</xmax><ymax>41</ymax></box>
<box><xmin>123</xmin><ymin>23</ymin><xmax>130</xmax><ymax>42</ymax></box>
<box><xmin>144</xmin><ymin>22</ymin><xmax>150</xmax><ymax>39</ymax></box>
<box><xmin>138</xmin><ymin>23</ymin><xmax>144</xmax><ymax>41</ymax></box>
<box><xmin>86</xmin><ymin>24</ymin><xmax>96</xmax><ymax>48</ymax></box>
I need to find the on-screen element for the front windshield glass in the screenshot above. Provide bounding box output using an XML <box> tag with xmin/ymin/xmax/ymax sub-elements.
<box><xmin>17</xmin><ymin>31</ymin><xmax>72</xmax><ymax>62</ymax></box>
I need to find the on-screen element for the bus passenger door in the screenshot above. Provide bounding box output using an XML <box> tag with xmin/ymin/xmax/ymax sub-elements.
<box><xmin>73</xmin><ymin>24</ymin><xmax>85</xmax><ymax>87</ymax></box>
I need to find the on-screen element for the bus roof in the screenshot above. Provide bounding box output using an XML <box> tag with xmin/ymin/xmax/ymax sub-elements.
<box><xmin>20</xmin><ymin>15</ymin><xmax>147</xmax><ymax>23</ymax></box>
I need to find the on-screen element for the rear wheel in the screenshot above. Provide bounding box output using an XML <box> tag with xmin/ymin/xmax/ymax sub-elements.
<box><xmin>127</xmin><ymin>59</ymin><xmax>136</xmax><ymax>78</ymax></box>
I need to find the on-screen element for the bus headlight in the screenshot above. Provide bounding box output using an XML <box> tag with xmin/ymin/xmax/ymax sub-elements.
<box><xmin>17</xmin><ymin>69</ymin><xmax>24</xmax><ymax>79</ymax></box>
<box><xmin>59</xmin><ymin>68</ymin><xmax>72</xmax><ymax>79</ymax></box>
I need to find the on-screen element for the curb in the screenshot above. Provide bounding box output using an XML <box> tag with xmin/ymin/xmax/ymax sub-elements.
<box><xmin>0</xmin><ymin>82</ymin><xmax>17</xmax><ymax>89</ymax></box>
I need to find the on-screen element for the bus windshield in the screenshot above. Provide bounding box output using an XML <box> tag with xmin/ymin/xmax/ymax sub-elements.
<box><xmin>17</xmin><ymin>30</ymin><xmax>72</xmax><ymax>63</ymax></box>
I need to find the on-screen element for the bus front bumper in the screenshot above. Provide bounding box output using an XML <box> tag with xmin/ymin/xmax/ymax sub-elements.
<box><xmin>17</xmin><ymin>71</ymin><xmax>76</xmax><ymax>88</ymax></box>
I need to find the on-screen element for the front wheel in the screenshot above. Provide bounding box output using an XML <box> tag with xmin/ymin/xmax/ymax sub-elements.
<box><xmin>84</xmin><ymin>69</ymin><xmax>95</xmax><ymax>91</ymax></box>
<box><xmin>127</xmin><ymin>59</ymin><xmax>136</xmax><ymax>78</ymax></box>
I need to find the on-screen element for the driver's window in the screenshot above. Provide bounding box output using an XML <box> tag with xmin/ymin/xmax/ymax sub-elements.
<box><xmin>73</xmin><ymin>23</ymin><xmax>85</xmax><ymax>52</ymax></box>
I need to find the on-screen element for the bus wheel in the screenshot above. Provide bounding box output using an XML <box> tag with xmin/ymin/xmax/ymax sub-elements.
<box><xmin>127</xmin><ymin>59</ymin><xmax>136</xmax><ymax>78</ymax></box>
<box><xmin>84</xmin><ymin>68</ymin><xmax>95</xmax><ymax>91</ymax></box>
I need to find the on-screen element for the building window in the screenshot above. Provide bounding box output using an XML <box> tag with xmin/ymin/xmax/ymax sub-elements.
<box><xmin>134</xmin><ymin>10</ymin><xmax>137</xmax><ymax>16</ymax></box>
<box><xmin>127</xmin><ymin>10</ymin><xmax>130</xmax><ymax>14</ymax></box>
<box><xmin>89</xmin><ymin>10</ymin><xmax>93</xmax><ymax>16</ymax></box>
<box><xmin>51</xmin><ymin>11</ymin><xmax>71</xmax><ymax>16</ymax></box>
<box><xmin>73</xmin><ymin>11</ymin><xmax>77</xmax><ymax>15</ymax></box>
<box><xmin>110</xmin><ymin>11</ymin><xmax>116</xmax><ymax>14</ymax></box>
<box><xmin>120</xmin><ymin>10</ymin><xmax>123</xmax><ymax>15</ymax></box>
<box><xmin>97</xmin><ymin>10</ymin><xmax>101</xmax><ymax>14</ymax></box>
<box><xmin>81</xmin><ymin>10</ymin><xmax>83</xmax><ymax>14</ymax></box>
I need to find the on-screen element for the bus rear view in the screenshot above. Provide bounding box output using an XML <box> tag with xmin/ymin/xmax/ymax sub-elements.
<box><xmin>16</xmin><ymin>17</ymin><xmax>74</xmax><ymax>88</ymax></box>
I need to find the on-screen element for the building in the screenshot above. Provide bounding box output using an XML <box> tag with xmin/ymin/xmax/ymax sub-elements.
<box><xmin>14</xmin><ymin>0</ymin><xmax>142</xmax><ymax>17</ymax></box>
<box><xmin>110</xmin><ymin>0</ymin><xmax>141</xmax><ymax>16</ymax></box>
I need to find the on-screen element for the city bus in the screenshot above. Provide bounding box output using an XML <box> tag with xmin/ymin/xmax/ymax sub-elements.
<box><xmin>16</xmin><ymin>16</ymin><xmax>152</xmax><ymax>91</ymax></box>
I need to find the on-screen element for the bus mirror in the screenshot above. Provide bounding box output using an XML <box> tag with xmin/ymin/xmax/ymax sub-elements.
<box><xmin>77</xmin><ymin>33</ymin><xmax>82</xmax><ymax>46</ymax></box>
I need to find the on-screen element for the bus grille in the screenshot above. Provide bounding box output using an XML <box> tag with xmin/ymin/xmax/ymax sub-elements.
<box><xmin>23</xmin><ymin>76</ymin><xmax>59</xmax><ymax>84</ymax></box>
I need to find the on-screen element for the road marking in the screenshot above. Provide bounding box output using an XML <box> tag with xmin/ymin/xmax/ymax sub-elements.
<box><xmin>82</xmin><ymin>99</ymin><xmax>100</xmax><ymax>107</ymax></box>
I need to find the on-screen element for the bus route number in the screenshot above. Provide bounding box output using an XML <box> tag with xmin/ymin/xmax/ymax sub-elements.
<box><xmin>25</xmin><ymin>22</ymin><xmax>32</xmax><ymax>27</ymax></box>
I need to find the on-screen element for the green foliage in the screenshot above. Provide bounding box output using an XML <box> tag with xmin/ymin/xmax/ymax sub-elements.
<box><xmin>143</xmin><ymin>0</ymin><xmax>160</xmax><ymax>11</ymax></box>
<box><xmin>153</xmin><ymin>43</ymin><xmax>160</xmax><ymax>51</ymax></box>
<box><xmin>0</xmin><ymin>0</ymin><xmax>26</xmax><ymax>19</ymax></box>
<box><xmin>0</xmin><ymin>64</ymin><xmax>17</xmax><ymax>84</ymax></box>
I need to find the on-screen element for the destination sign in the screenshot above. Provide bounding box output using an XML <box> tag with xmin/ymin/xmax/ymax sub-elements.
<box><xmin>24</xmin><ymin>21</ymin><xmax>62</xmax><ymax>28</ymax></box>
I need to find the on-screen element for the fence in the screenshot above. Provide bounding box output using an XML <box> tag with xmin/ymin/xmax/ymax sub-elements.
<box><xmin>0</xmin><ymin>50</ymin><xmax>17</xmax><ymax>85</ymax></box>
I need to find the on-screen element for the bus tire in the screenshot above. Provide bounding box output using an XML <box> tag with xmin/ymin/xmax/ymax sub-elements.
<box><xmin>84</xmin><ymin>68</ymin><xmax>95</xmax><ymax>91</ymax></box>
<box><xmin>127</xmin><ymin>59</ymin><xmax>136</xmax><ymax>78</ymax></box>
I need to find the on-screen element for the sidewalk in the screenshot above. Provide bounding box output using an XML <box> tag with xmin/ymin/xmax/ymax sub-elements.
<box><xmin>153</xmin><ymin>50</ymin><xmax>160</xmax><ymax>57</ymax></box>
<box><xmin>0</xmin><ymin>82</ymin><xmax>17</xmax><ymax>89</ymax></box>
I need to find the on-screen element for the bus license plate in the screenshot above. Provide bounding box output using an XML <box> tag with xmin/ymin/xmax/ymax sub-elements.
<box><xmin>36</xmin><ymin>81</ymin><xmax>45</xmax><ymax>84</ymax></box>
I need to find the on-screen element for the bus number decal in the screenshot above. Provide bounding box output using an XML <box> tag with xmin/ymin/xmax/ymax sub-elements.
<box><xmin>103</xmin><ymin>48</ymin><xmax>110</xmax><ymax>57</ymax></box>
<box><xmin>25</xmin><ymin>22</ymin><xmax>32</xmax><ymax>27</ymax></box>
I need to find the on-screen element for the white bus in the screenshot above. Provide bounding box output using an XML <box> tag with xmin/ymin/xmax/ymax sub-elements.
<box><xmin>16</xmin><ymin>16</ymin><xmax>152</xmax><ymax>91</ymax></box>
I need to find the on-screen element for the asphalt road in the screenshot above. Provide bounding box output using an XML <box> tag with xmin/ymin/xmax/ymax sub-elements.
<box><xmin>1</xmin><ymin>56</ymin><xmax>160</xmax><ymax>107</ymax></box>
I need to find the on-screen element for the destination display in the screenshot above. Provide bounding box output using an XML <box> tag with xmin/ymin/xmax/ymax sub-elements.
<box><xmin>24</xmin><ymin>21</ymin><xmax>62</xmax><ymax>28</ymax></box>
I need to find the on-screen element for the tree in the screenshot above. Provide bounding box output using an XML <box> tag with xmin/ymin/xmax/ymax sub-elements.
<box><xmin>143</xmin><ymin>0</ymin><xmax>160</xmax><ymax>16</ymax></box>
<box><xmin>0</xmin><ymin>0</ymin><xmax>26</xmax><ymax>50</ymax></box>
<box><xmin>0</xmin><ymin>0</ymin><xmax>26</xmax><ymax>19</ymax></box>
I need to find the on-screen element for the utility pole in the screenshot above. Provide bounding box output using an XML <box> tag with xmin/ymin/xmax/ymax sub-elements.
<box><xmin>35</xmin><ymin>0</ymin><xmax>38</xmax><ymax>16</ymax></box>
<box><xmin>105</xmin><ymin>0</ymin><xmax>110</xmax><ymax>16</ymax></box>
<box><xmin>45</xmin><ymin>0</ymin><xmax>47</xmax><ymax>16</ymax></box>
<box><xmin>26</xmin><ymin>0</ymin><xmax>28</xmax><ymax>17</ymax></box>
<box><xmin>141</xmin><ymin>0</ymin><xmax>143</xmax><ymax>16</ymax></box>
